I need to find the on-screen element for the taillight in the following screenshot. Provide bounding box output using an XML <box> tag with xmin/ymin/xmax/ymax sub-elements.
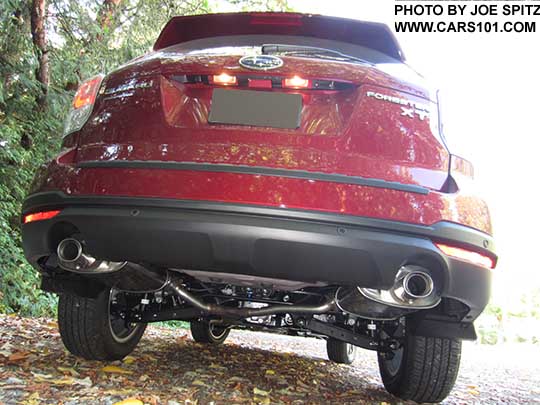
<box><xmin>211</xmin><ymin>73</ymin><xmax>238</xmax><ymax>86</ymax></box>
<box><xmin>64</xmin><ymin>74</ymin><xmax>104</xmax><ymax>136</ymax></box>
<box><xmin>282</xmin><ymin>76</ymin><xmax>310</xmax><ymax>89</ymax></box>
<box><xmin>23</xmin><ymin>210</ymin><xmax>61</xmax><ymax>224</ymax></box>
<box><xmin>435</xmin><ymin>243</ymin><xmax>495</xmax><ymax>269</ymax></box>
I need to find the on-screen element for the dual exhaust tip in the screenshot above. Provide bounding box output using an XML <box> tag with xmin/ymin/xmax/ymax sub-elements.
<box><xmin>57</xmin><ymin>238</ymin><xmax>439</xmax><ymax>312</ymax></box>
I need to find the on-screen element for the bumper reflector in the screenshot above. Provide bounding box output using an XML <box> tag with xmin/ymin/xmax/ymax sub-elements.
<box><xmin>23</xmin><ymin>210</ymin><xmax>61</xmax><ymax>224</ymax></box>
<box><xmin>435</xmin><ymin>243</ymin><xmax>495</xmax><ymax>269</ymax></box>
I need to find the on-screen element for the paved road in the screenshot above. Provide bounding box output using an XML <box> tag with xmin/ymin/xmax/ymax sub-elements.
<box><xmin>0</xmin><ymin>315</ymin><xmax>539</xmax><ymax>404</ymax></box>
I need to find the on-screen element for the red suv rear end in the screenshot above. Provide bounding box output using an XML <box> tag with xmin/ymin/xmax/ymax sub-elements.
<box><xmin>22</xmin><ymin>13</ymin><xmax>496</xmax><ymax>403</ymax></box>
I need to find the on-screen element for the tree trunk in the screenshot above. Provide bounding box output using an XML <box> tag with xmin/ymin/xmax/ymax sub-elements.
<box><xmin>30</xmin><ymin>0</ymin><xmax>49</xmax><ymax>110</ymax></box>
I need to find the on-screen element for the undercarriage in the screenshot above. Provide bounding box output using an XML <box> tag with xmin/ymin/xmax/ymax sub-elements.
<box><xmin>43</xmin><ymin>235</ymin><xmax>477</xmax><ymax>351</ymax></box>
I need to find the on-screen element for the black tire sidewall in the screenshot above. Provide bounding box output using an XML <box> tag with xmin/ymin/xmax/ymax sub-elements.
<box><xmin>378</xmin><ymin>332</ymin><xmax>462</xmax><ymax>403</ymax></box>
<box><xmin>326</xmin><ymin>338</ymin><xmax>355</xmax><ymax>364</ymax></box>
<box><xmin>58</xmin><ymin>289</ymin><xmax>146</xmax><ymax>360</ymax></box>
<box><xmin>190</xmin><ymin>320</ymin><xmax>230</xmax><ymax>344</ymax></box>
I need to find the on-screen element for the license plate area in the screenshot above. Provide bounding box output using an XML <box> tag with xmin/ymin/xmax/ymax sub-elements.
<box><xmin>208</xmin><ymin>88</ymin><xmax>302</xmax><ymax>129</ymax></box>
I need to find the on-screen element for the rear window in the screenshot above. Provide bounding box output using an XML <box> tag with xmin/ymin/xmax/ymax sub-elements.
<box><xmin>155</xmin><ymin>13</ymin><xmax>404</xmax><ymax>62</ymax></box>
<box><xmin>160</xmin><ymin>35</ymin><xmax>402</xmax><ymax>65</ymax></box>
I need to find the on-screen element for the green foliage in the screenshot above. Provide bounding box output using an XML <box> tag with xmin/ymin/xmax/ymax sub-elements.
<box><xmin>227</xmin><ymin>0</ymin><xmax>292</xmax><ymax>11</ymax></box>
<box><xmin>157</xmin><ymin>320</ymin><xmax>189</xmax><ymax>329</ymax></box>
<box><xmin>1</xmin><ymin>0</ymin><xmax>64</xmax><ymax>316</ymax></box>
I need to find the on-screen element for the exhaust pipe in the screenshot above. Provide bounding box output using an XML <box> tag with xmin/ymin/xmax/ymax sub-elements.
<box><xmin>57</xmin><ymin>238</ymin><xmax>126</xmax><ymax>274</ymax></box>
<box><xmin>400</xmin><ymin>271</ymin><xmax>434</xmax><ymax>301</ymax></box>
<box><xmin>168</xmin><ymin>280</ymin><xmax>335</xmax><ymax>319</ymax></box>
<box><xmin>57</xmin><ymin>238</ymin><xmax>83</xmax><ymax>263</ymax></box>
<box><xmin>354</xmin><ymin>265</ymin><xmax>440</xmax><ymax>312</ymax></box>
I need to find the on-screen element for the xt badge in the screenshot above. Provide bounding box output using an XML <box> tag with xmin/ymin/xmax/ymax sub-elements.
<box><xmin>366</xmin><ymin>91</ymin><xmax>430</xmax><ymax>121</ymax></box>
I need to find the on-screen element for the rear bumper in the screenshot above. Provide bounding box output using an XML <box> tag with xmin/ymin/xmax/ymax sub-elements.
<box><xmin>22</xmin><ymin>191</ymin><xmax>495</xmax><ymax>320</ymax></box>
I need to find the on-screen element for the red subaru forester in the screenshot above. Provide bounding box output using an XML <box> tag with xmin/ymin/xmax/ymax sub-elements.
<box><xmin>22</xmin><ymin>13</ymin><xmax>496</xmax><ymax>403</ymax></box>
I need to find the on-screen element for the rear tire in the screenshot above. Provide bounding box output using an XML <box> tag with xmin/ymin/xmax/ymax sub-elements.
<box><xmin>326</xmin><ymin>338</ymin><xmax>356</xmax><ymax>364</ymax></box>
<box><xmin>58</xmin><ymin>288</ymin><xmax>146</xmax><ymax>360</ymax></box>
<box><xmin>378</xmin><ymin>333</ymin><xmax>462</xmax><ymax>403</ymax></box>
<box><xmin>190</xmin><ymin>320</ymin><xmax>230</xmax><ymax>344</ymax></box>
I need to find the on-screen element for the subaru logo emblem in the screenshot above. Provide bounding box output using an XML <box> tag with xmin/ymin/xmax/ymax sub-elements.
<box><xmin>239</xmin><ymin>55</ymin><xmax>283</xmax><ymax>71</ymax></box>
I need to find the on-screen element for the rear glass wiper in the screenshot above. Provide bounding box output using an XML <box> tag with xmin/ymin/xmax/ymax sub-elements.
<box><xmin>261</xmin><ymin>44</ymin><xmax>373</xmax><ymax>66</ymax></box>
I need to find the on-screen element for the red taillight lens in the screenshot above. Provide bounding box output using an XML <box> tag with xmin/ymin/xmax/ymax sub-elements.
<box><xmin>64</xmin><ymin>74</ymin><xmax>104</xmax><ymax>136</ymax></box>
<box><xmin>211</xmin><ymin>73</ymin><xmax>237</xmax><ymax>86</ymax></box>
<box><xmin>283</xmin><ymin>76</ymin><xmax>310</xmax><ymax>89</ymax></box>
<box><xmin>250</xmin><ymin>14</ymin><xmax>302</xmax><ymax>26</ymax></box>
<box><xmin>73</xmin><ymin>76</ymin><xmax>103</xmax><ymax>109</ymax></box>
<box><xmin>23</xmin><ymin>210</ymin><xmax>61</xmax><ymax>224</ymax></box>
<box><xmin>435</xmin><ymin>243</ymin><xmax>495</xmax><ymax>269</ymax></box>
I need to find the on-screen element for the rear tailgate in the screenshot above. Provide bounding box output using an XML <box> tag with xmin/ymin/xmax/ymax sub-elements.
<box><xmin>76</xmin><ymin>52</ymin><xmax>448</xmax><ymax>191</ymax></box>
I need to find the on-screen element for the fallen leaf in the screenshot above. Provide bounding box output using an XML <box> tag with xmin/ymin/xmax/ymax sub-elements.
<box><xmin>51</xmin><ymin>376</ymin><xmax>76</xmax><ymax>385</ymax></box>
<box><xmin>8</xmin><ymin>351</ymin><xmax>30</xmax><ymax>362</ymax></box>
<box><xmin>0</xmin><ymin>342</ymin><xmax>14</xmax><ymax>357</ymax></box>
<box><xmin>123</xmin><ymin>356</ymin><xmax>137</xmax><ymax>365</ymax></box>
<box><xmin>265</xmin><ymin>369</ymin><xmax>275</xmax><ymax>375</ymax></box>
<box><xmin>20</xmin><ymin>392</ymin><xmax>40</xmax><ymax>405</ymax></box>
<box><xmin>192</xmin><ymin>379</ymin><xmax>206</xmax><ymax>386</ymax></box>
<box><xmin>102</xmin><ymin>365</ymin><xmax>133</xmax><ymax>375</ymax></box>
<box><xmin>75</xmin><ymin>377</ymin><xmax>93</xmax><ymax>387</ymax></box>
<box><xmin>31</xmin><ymin>372</ymin><xmax>54</xmax><ymax>381</ymax></box>
<box><xmin>112</xmin><ymin>399</ymin><xmax>143</xmax><ymax>405</ymax></box>
<box><xmin>253</xmin><ymin>387</ymin><xmax>270</xmax><ymax>396</ymax></box>
<box><xmin>58</xmin><ymin>366</ymin><xmax>80</xmax><ymax>376</ymax></box>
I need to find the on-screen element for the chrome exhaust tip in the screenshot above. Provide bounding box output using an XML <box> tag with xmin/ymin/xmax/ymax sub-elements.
<box><xmin>56</xmin><ymin>237</ymin><xmax>125</xmax><ymax>273</ymax></box>
<box><xmin>358</xmin><ymin>265</ymin><xmax>440</xmax><ymax>310</ymax></box>
<box><xmin>57</xmin><ymin>238</ymin><xmax>83</xmax><ymax>263</ymax></box>
<box><xmin>403</xmin><ymin>271</ymin><xmax>434</xmax><ymax>299</ymax></box>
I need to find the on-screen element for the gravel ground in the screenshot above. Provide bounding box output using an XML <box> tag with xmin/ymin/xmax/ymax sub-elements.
<box><xmin>0</xmin><ymin>314</ymin><xmax>539</xmax><ymax>404</ymax></box>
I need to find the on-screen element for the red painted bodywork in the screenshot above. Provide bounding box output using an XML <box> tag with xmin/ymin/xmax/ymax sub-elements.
<box><xmin>29</xmin><ymin>13</ymin><xmax>493</xmax><ymax>235</ymax></box>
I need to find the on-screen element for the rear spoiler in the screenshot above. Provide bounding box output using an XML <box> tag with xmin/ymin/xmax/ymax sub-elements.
<box><xmin>153</xmin><ymin>12</ymin><xmax>405</xmax><ymax>62</ymax></box>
